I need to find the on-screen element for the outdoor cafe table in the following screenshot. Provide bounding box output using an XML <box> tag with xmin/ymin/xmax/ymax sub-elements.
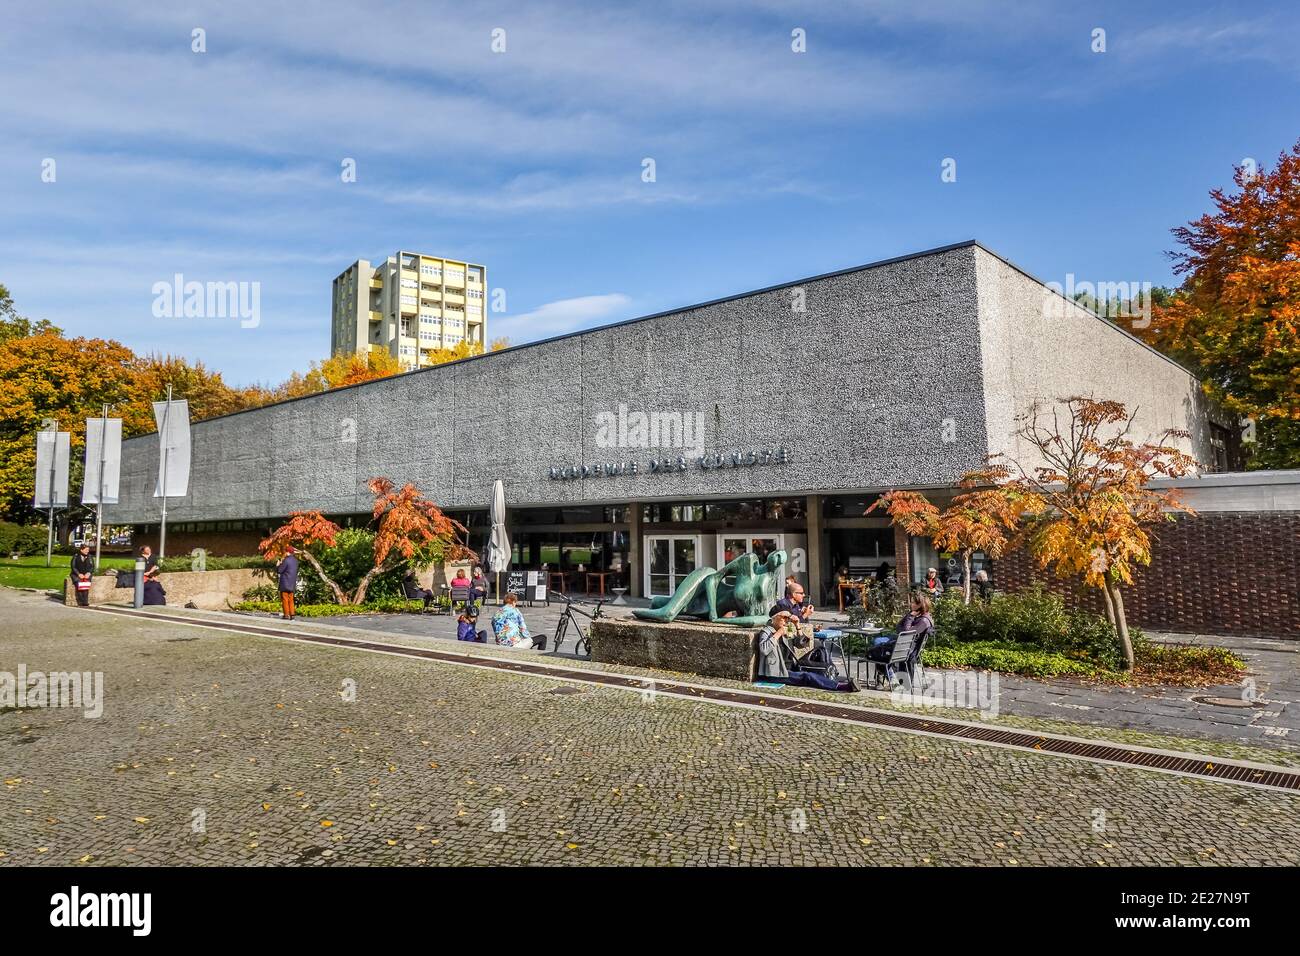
<box><xmin>837</xmin><ymin>580</ymin><xmax>868</xmax><ymax>612</ymax></box>
<box><xmin>585</xmin><ymin>571</ymin><xmax>613</xmax><ymax>598</ymax></box>
<box><xmin>832</xmin><ymin>625</ymin><xmax>885</xmax><ymax>683</ymax></box>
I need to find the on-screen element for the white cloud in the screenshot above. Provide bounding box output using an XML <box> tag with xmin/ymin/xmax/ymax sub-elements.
<box><xmin>492</xmin><ymin>294</ymin><xmax>634</xmax><ymax>343</ymax></box>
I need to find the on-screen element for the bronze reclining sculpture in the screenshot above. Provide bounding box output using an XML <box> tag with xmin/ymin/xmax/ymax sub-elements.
<box><xmin>632</xmin><ymin>550</ymin><xmax>786</xmax><ymax>627</ymax></box>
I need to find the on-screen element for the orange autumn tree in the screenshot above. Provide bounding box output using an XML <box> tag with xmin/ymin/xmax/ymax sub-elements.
<box><xmin>990</xmin><ymin>397</ymin><xmax>1199</xmax><ymax>670</ymax></box>
<box><xmin>274</xmin><ymin>350</ymin><xmax>404</xmax><ymax>400</ymax></box>
<box><xmin>259</xmin><ymin>478</ymin><xmax>473</xmax><ymax>605</ymax></box>
<box><xmin>259</xmin><ymin>511</ymin><xmax>347</xmax><ymax>602</ymax></box>
<box><xmin>868</xmin><ymin>466</ymin><xmax>1027</xmax><ymax>605</ymax></box>
<box><xmin>1138</xmin><ymin>139</ymin><xmax>1300</xmax><ymax>469</ymax></box>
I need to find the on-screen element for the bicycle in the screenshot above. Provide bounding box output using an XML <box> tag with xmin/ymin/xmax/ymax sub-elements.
<box><xmin>552</xmin><ymin>595</ymin><xmax>606</xmax><ymax>657</ymax></box>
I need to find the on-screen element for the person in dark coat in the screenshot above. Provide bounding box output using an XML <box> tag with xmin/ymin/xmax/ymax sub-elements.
<box><xmin>142</xmin><ymin>577</ymin><xmax>167</xmax><ymax>605</ymax></box>
<box><xmin>277</xmin><ymin>547</ymin><xmax>300</xmax><ymax>621</ymax></box>
<box><xmin>70</xmin><ymin>543</ymin><xmax>95</xmax><ymax>607</ymax></box>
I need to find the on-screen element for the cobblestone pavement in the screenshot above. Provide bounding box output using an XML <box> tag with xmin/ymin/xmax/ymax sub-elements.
<box><xmin>258</xmin><ymin>599</ymin><xmax>1300</xmax><ymax>757</ymax></box>
<box><xmin>2</xmin><ymin>589</ymin><xmax>1299</xmax><ymax>866</ymax></box>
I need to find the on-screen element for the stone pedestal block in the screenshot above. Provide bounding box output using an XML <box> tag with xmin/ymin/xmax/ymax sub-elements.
<box><xmin>590</xmin><ymin>617</ymin><xmax>757</xmax><ymax>681</ymax></box>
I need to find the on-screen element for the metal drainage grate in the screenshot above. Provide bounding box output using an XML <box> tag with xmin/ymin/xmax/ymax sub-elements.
<box><xmin>547</xmin><ymin>686</ymin><xmax>588</xmax><ymax>695</ymax></box>
<box><xmin>1193</xmin><ymin>696</ymin><xmax>1258</xmax><ymax>709</ymax></box>
<box><xmin>93</xmin><ymin>606</ymin><xmax>1300</xmax><ymax>795</ymax></box>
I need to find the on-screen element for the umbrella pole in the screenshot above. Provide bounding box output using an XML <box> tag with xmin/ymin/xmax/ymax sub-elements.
<box><xmin>495</xmin><ymin>571</ymin><xmax>500</xmax><ymax>606</ymax></box>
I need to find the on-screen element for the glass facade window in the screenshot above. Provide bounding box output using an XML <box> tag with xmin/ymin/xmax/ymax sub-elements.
<box><xmin>703</xmin><ymin>499</ymin><xmax>765</xmax><ymax>522</ymax></box>
<box><xmin>823</xmin><ymin>494</ymin><xmax>883</xmax><ymax>518</ymax></box>
<box><xmin>643</xmin><ymin>502</ymin><xmax>706</xmax><ymax>523</ymax></box>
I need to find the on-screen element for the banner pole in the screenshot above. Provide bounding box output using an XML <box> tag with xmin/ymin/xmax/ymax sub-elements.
<box><xmin>159</xmin><ymin>385</ymin><xmax>171</xmax><ymax>562</ymax></box>
<box><xmin>95</xmin><ymin>403</ymin><xmax>108</xmax><ymax>571</ymax></box>
<box><xmin>44</xmin><ymin>427</ymin><xmax>57</xmax><ymax>568</ymax></box>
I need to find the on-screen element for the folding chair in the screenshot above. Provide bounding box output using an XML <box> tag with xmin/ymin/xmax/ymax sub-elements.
<box><xmin>450</xmin><ymin>585</ymin><xmax>474</xmax><ymax>614</ymax></box>
<box><xmin>859</xmin><ymin>629</ymin><xmax>918</xmax><ymax>691</ymax></box>
<box><xmin>401</xmin><ymin>577</ymin><xmax>434</xmax><ymax>613</ymax></box>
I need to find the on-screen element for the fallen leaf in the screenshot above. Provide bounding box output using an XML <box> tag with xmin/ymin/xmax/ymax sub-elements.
<box><xmin>320</xmin><ymin>820</ymin><xmax>334</xmax><ymax>828</ymax></box>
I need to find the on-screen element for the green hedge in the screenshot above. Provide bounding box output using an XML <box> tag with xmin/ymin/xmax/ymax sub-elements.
<box><xmin>923</xmin><ymin>641</ymin><xmax>1101</xmax><ymax>678</ymax></box>
<box><xmin>0</xmin><ymin>521</ymin><xmax>51</xmax><ymax>557</ymax></box>
<box><xmin>157</xmin><ymin>554</ymin><xmax>273</xmax><ymax>573</ymax></box>
<box><xmin>926</xmin><ymin>586</ymin><xmax>1129</xmax><ymax>669</ymax></box>
<box><xmin>232</xmin><ymin>598</ymin><xmax>428</xmax><ymax>617</ymax></box>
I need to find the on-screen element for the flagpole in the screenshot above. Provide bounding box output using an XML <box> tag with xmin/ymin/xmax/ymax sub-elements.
<box><xmin>95</xmin><ymin>403</ymin><xmax>108</xmax><ymax>571</ymax></box>
<box><xmin>44</xmin><ymin>426</ymin><xmax>57</xmax><ymax>568</ymax></box>
<box><xmin>159</xmin><ymin>384</ymin><xmax>171</xmax><ymax>562</ymax></box>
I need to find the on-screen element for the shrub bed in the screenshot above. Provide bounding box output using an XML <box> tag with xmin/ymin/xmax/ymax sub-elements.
<box><xmin>852</xmin><ymin>585</ymin><xmax>1246</xmax><ymax>684</ymax></box>
<box><xmin>232</xmin><ymin>598</ymin><xmax>428</xmax><ymax>617</ymax></box>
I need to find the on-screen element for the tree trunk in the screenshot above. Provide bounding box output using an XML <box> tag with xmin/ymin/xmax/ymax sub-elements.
<box><xmin>962</xmin><ymin>550</ymin><xmax>972</xmax><ymax>605</ymax></box>
<box><xmin>352</xmin><ymin>560</ymin><xmax>402</xmax><ymax>606</ymax></box>
<box><xmin>1105</xmin><ymin>578</ymin><xmax>1135</xmax><ymax>671</ymax></box>
<box><xmin>296</xmin><ymin>549</ymin><xmax>349</xmax><ymax>605</ymax></box>
<box><xmin>1099</xmin><ymin>583</ymin><xmax>1116</xmax><ymax>627</ymax></box>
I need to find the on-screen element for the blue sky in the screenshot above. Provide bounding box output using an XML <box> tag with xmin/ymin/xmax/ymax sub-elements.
<box><xmin>2</xmin><ymin>0</ymin><xmax>1298</xmax><ymax>387</ymax></box>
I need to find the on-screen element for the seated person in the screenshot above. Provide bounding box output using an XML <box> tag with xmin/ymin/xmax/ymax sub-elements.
<box><xmin>142</xmin><ymin>577</ymin><xmax>167</xmax><ymax>606</ymax></box>
<box><xmin>450</xmin><ymin>568</ymin><xmax>471</xmax><ymax>590</ymax></box>
<box><xmin>456</xmin><ymin>609</ymin><xmax>479</xmax><ymax>642</ymax></box>
<box><xmin>139</xmin><ymin>545</ymin><xmax>160</xmax><ymax>581</ymax></box>
<box><xmin>866</xmin><ymin>594</ymin><xmax>934</xmax><ymax>661</ymax></box>
<box><xmin>756</xmin><ymin>611</ymin><xmax>796</xmax><ymax>680</ymax></box>
<box><xmin>770</xmin><ymin>580</ymin><xmax>815</xmax><ymax>623</ymax></box>
<box><xmin>491</xmin><ymin>593</ymin><xmax>534</xmax><ymax>649</ymax></box>
<box><xmin>469</xmin><ymin>565</ymin><xmax>489</xmax><ymax>604</ymax></box>
<box><xmin>921</xmin><ymin>567</ymin><xmax>943</xmax><ymax>598</ymax></box>
<box><xmin>835</xmin><ymin>564</ymin><xmax>860</xmax><ymax>606</ymax></box>
<box><xmin>402</xmin><ymin>570</ymin><xmax>435</xmax><ymax>609</ymax></box>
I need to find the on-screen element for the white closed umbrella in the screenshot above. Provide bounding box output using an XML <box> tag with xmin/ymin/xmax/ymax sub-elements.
<box><xmin>486</xmin><ymin>479</ymin><xmax>510</xmax><ymax>604</ymax></box>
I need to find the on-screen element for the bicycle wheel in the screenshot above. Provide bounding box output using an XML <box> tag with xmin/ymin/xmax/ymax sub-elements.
<box><xmin>553</xmin><ymin>613</ymin><xmax>569</xmax><ymax>652</ymax></box>
<box><xmin>575</xmin><ymin>627</ymin><xmax>590</xmax><ymax>658</ymax></box>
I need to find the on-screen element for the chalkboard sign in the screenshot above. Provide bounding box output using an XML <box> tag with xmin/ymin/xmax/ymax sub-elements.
<box><xmin>506</xmin><ymin>571</ymin><xmax>526</xmax><ymax>597</ymax></box>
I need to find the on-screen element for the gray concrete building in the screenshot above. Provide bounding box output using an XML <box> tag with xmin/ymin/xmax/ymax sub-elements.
<box><xmin>113</xmin><ymin>241</ymin><xmax>1232</xmax><ymax>603</ymax></box>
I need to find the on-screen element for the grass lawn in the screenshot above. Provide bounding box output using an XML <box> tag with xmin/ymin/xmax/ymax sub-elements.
<box><xmin>0</xmin><ymin>555</ymin><xmax>137</xmax><ymax>591</ymax></box>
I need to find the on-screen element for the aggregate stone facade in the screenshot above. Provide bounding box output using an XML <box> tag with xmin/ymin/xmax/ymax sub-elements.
<box><xmin>109</xmin><ymin>242</ymin><xmax>1215</xmax><ymax>525</ymax></box>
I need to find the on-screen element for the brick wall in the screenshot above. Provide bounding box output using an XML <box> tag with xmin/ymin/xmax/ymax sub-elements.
<box><xmin>995</xmin><ymin>512</ymin><xmax>1300</xmax><ymax>638</ymax></box>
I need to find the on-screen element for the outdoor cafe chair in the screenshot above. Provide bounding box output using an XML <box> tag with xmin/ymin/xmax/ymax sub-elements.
<box><xmin>859</xmin><ymin>629</ymin><xmax>922</xmax><ymax>691</ymax></box>
<box><xmin>450</xmin><ymin>585</ymin><xmax>474</xmax><ymax>614</ymax></box>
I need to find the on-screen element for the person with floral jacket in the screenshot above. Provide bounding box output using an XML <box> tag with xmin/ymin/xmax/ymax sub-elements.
<box><xmin>491</xmin><ymin>593</ymin><xmax>533</xmax><ymax>649</ymax></box>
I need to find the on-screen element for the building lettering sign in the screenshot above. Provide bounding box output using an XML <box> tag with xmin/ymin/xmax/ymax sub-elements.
<box><xmin>548</xmin><ymin>447</ymin><xmax>790</xmax><ymax>481</ymax></box>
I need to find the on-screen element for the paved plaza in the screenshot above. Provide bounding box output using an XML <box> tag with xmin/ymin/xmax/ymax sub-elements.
<box><xmin>2</xmin><ymin>588</ymin><xmax>1299</xmax><ymax>866</ymax></box>
<box><xmin>290</xmin><ymin>596</ymin><xmax>1300</xmax><ymax>757</ymax></box>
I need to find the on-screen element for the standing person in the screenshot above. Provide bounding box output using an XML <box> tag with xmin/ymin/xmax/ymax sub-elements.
<box><xmin>974</xmin><ymin>567</ymin><xmax>992</xmax><ymax>601</ymax></box>
<box><xmin>277</xmin><ymin>546</ymin><xmax>300</xmax><ymax>622</ymax></box>
<box><xmin>70</xmin><ymin>543</ymin><xmax>94</xmax><ymax>607</ymax></box>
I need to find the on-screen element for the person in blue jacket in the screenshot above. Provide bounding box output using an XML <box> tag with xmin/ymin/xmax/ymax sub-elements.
<box><xmin>456</xmin><ymin>609</ymin><xmax>479</xmax><ymax>641</ymax></box>
<box><xmin>278</xmin><ymin>546</ymin><xmax>300</xmax><ymax>621</ymax></box>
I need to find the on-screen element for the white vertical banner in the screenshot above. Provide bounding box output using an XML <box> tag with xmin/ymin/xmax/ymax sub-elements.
<box><xmin>33</xmin><ymin>431</ymin><xmax>70</xmax><ymax>508</ymax></box>
<box><xmin>82</xmin><ymin>417</ymin><xmax>123</xmax><ymax>505</ymax></box>
<box><xmin>152</xmin><ymin>399</ymin><xmax>191</xmax><ymax>498</ymax></box>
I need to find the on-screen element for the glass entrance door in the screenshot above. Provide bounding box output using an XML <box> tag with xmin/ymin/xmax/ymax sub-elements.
<box><xmin>645</xmin><ymin>535</ymin><xmax>700</xmax><ymax>597</ymax></box>
<box><xmin>719</xmin><ymin>534</ymin><xmax>783</xmax><ymax>568</ymax></box>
